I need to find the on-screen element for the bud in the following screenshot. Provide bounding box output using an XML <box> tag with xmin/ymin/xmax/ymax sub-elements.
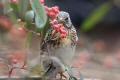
<box><xmin>53</xmin><ymin>20</ymin><xmax>58</xmax><ymax>24</ymax></box>
<box><xmin>52</xmin><ymin>7</ymin><xmax>59</xmax><ymax>14</ymax></box>
<box><xmin>60</xmin><ymin>26</ymin><xmax>65</xmax><ymax>30</ymax></box>
<box><xmin>23</xmin><ymin>65</ymin><xmax>28</xmax><ymax>69</ymax></box>
<box><xmin>17</xmin><ymin>19</ymin><xmax>21</xmax><ymax>23</ymax></box>
<box><xmin>54</xmin><ymin>6</ymin><xmax>59</xmax><ymax>10</ymax></box>
<box><xmin>40</xmin><ymin>0</ymin><xmax>44</xmax><ymax>4</ymax></box>
<box><xmin>60</xmin><ymin>34</ymin><xmax>66</xmax><ymax>38</ymax></box>
<box><xmin>12</xmin><ymin>59</ymin><xmax>18</xmax><ymax>64</ymax></box>
<box><xmin>10</xmin><ymin>0</ymin><xmax>17</xmax><ymax>3</ymax></box>
<box><xmin>53</xmin><ymin>29</ymin><xmax>59</xmax><ymax>33</ymax></box>
<box><xmin>46</xmin><ymin>11</ymin><xmax>49</xmax><ymax>15</ymax></box>
<box><xmin>49</xmin><ymin>12</ymin><xmax>56</xmax><ymax>18</ymax></box>
<box><xmin>53</xmin><ymin>25</ymin><xmax>59</xmax><ymax>29</ymax></box>
<box><xmin>57</xmin><ymin>24</ymin><xmax>62</xmax><ymax>27</ymax></box>
<box><xmin>49</xmin><ymin>21</ymin><xmax>54</xmax><ymax>26</ymax></box>
<box><xmin>48</xmin><ymin>8</ymin><xmax>53</xmax><ymax>12</ymax></box>
<box><xmin>44</xmin><ymin>6</ymin><xmax>49</xmax><ymax>11</ymax></box>
<box><xmin>60</xmin><ymin>29</ymin><xmax>66</xmax><ymax>34</ymax></box>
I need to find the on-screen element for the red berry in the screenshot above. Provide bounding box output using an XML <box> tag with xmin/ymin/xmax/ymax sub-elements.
<box><xmin>23</xmin><ymin>65</ymin><xmax>28</xmax><ymax>69</ymax></box>
<box><xmin>49</xmin><ymin>12</ymin><xmax>56</xmax><ymax>17</ymax></box>
<box><xmin>60</xmin><ymin>34</ymin><xmax>66</xmax><ymax>38</ymax></box>
<box><xmin>17</xmin><ymin>19</ymin><xmax>21</xmax><ymax>23</ymax></box>
<box><xmin>53</xmin><ymin>25</ymin><xmax>59</xmax><ymax>29</ymax></box>
<box><xmin>52</xmin><ymin>15</ymin><xmax>57</xmax><ymax>18</ymax></box>
<box><xmin>50</xmin><ymin>20</ymin><xmax>58</xmax><ymax>26</ymax></box>
<box><xmin>54</xmin><ymin>6</ymin><xmax>59</xmax><ymax>10</ymax></box>
<box><xmin>12</xmin><ymin>59</ymin><xmax>18</xmax><ymax>64</ymax></box>
<box><xmin>57</xmin><ymin>24</ymin><xmax>61</xmax><ymax>29</ymax></box>
<box><xmin>60</xmin><ymin>29</ymin><xmax>66</xmax><ymax>34</ymax></box>
<box><xmin>53</xmin><ymin>24</ymin><xmax>61</xmax><ymax>29</ymax></box>
<box><xmin>44</xmin><ymin>6</ymin><xmax>49</xmax><ymax>11</ymax></box>
<box><xmin>13</xmin><ymin>0</ymin><xmax>17</xmax><ymax>2</ymax></box>
<box><xmin>40</xmin><ymin>0</ymin><xmax>44</xmax><ymax>4</ymax></box>
<box><xmin>46</xmin><ymin>11</ymin><xmax>49</xmax><ymax>15</ymax></box>
<box><xmin>48</xmin><ymin>8</ymin><xmax>53</xmax><ymax>12</ymax></box>
<box><xmin>49</xmin><ymin>12</ymin><xmax>56</xmax><ymax>18</ymax></box>
<box><xmin>54</xmin><ymin>9</ymin><xmax>59</xmax><ymax>14</ymax></box>
<box><xmin>57</xmin><ymin>24</ymin><xmax>62</xmax><ymax>27</ymax></box>
<box><xmin>18</xmin><ymin>27</ymin><xmax>23</xmax><ymax>31</ymax></box>
<box><xmin>49</xmin><ymin>22</ymin><xmax>54</xmax><ymax>26</ymax></box>
<box><xmin>52</xmin><ymin>7</ymin><xmax>59</xmax><ymax>14</ymax></box>
<box><xmin>53</xmin><ymin>29</ymin><xmax>59</xmax><ymax>33</ymax></box>
<box><xmin>53</xmin><ymin>20</ymin><xmax>58</xmax><ymax>24</ymax></box>
<box><xmin>10</xmin><ymin>0</ymin><xmax>17</xmax><ymax>3</ymax></box>
<box><xmin>60</xmin><ymin>26</ymin><xmax>65</xmax><ymax>30</ymax></box>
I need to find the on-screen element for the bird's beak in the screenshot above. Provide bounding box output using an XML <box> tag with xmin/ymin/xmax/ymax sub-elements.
<box><xmin>59</xmin><ymin>18</ymin><xmax>65</xmax><ymax>23</ymax></box>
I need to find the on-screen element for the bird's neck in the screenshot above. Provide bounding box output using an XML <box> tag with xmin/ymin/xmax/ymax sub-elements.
<box><xmin>63</xmin><ymin>23</ymin><xmax>72</xmax><ymax>30</ymax></box>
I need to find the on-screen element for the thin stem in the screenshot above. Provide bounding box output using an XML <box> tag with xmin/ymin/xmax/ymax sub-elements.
<box><xmin>8</xmin><ymin>67</ymin><xmax>14</xmax><ymax>78</ymax></box>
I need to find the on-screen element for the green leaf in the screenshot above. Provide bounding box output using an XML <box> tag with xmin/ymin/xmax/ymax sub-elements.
<box><xmin>40</xmin><ymin>19</ymin><xmax>51</xmax><ymax>42</ymax></box>
<box><xmin>81</xmin><ymin>2</ymin><xmax>112</xmax><ymax>32</ymax></box>
<box><xmin>4</xmin><ymin>0</ymin><xmax>17</xmax><ymax>23</ymax></box>
<box><xmin>18</xmin><ymin>0</ymin><xmax>29</xmax><ymax>19</ymax></box>
<box><xmin>30</xmin><ymin>0</ymin><xmax>47</xmax><ymax>29</ymax></box>
<box><xmin>25</xmin><ymin>10</ymin><xmax>34</xmax><ymax>24</ymax></box>
<box><xmin>10</xmin><ymin>2</ymin><xmax>18</xmax><ymax>12</ymax></box>
<box><xmin>4</xmin><ymin>0</ymin><xmax>13</xmax><ymax>14</ymax></box>
<box><xmin>35</xmin><ymin>15</ymin><xmax>42</xmax><ymax>29</ymax></box>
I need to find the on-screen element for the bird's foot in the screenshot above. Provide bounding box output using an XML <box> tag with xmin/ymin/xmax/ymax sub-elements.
<box><xmin>65</xmin><ymin>66</ymin><xmax>78</xmax><ymax>80</ymax></box>
<box><xmin>59</xmin><ymin>72</ymin><xmax>67</xmax><ymax>80</ymax></box>
<box><xmin>69</xmin><ymin>76</ymin><xmax>77</xmax><ymax>80</ymax></box>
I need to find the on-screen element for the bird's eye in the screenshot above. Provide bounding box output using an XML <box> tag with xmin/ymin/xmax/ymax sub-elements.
<box><xmin>65</xmin><ymin>17</ymin><xmax>68</xmax><ymax>21</ymax></box>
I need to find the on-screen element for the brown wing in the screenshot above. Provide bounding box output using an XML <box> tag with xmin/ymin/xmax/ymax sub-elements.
<box><xmin>40</xmin><ymin>31</ymin><xmax>61</xmax><ymax>53</ymax></box>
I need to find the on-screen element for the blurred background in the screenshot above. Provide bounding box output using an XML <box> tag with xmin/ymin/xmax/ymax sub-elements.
<box><xmin>0</xmin><ymin>0</ymin><xmax>120</xmax><ymax>80</ymax></box>
<box><xmin>46</xmin><ymin>0</ymin><xmax>120</xmax><ymax>80</ymax></box>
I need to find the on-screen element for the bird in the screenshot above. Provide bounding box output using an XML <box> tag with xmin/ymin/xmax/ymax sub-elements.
<box><xmin>40</xmin><ymin>11</ymin><xmax>78</xmax><ymax>80</ymax></box>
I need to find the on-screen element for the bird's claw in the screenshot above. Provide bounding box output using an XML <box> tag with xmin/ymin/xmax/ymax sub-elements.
<box><xmin>69</xmin><ymin>76</ymin><xmax>78</xmax><ymax>80</ymax></box>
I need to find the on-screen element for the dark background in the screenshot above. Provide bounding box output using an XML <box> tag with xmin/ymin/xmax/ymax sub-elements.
<box><xmin>45</xmin><ymin>0</ymin><xmax>120</xmax><ymax>31</ymax></box>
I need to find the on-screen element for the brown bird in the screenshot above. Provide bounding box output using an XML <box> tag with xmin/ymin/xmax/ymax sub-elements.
<box><xmin>40</xmin><ymin>11</ymin><xmax>78</xmax><ymax>80</ymax></box>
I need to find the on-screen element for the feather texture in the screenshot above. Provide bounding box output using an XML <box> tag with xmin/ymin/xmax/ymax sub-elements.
<box><xmin>40</xmin><ymin>11</ymin><xmax>78</xmax><ymax>79</ymax></box>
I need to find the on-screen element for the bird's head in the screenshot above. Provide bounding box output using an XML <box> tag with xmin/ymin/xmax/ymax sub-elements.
<box><xmin>57</xmin><ymin>11</ymin><xmax>72</xmax><ymax>29</ymax></box>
